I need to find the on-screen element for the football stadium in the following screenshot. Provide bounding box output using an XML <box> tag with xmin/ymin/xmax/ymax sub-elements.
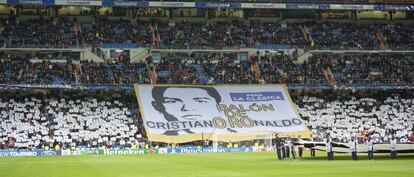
<box><xmin>0</xmin><ymin>0</ymin><xmax>414</xmax><ymax>177</ymax></box>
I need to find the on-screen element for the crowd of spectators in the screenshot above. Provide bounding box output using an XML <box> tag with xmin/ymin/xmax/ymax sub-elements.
<box><xmin>2</xmin><ymin>19</ymin><xmax>414</xmax><ymax>50</ymax></box>
<box><xmin>1</xmin><ymin>53</ymin><xmax>414</xmax><ymax>86</ymax></box>
<box><xmin>78</xmin><ymin>19</ymin><xmax>154</xmax><ymax>48</ymax></box>
<box><xmin>79</xmin><ymin>60</ymin><xmax>149</xmax><ymax>85</ymax></box>
<box><xmin>313</xmin><ymin>53</ymin><xmax>414</xmax><ymax>85</ymax></box>
<box><xmin>158</xmin><ymin>21</ymin><xmax>251</xmax><ymax>49</ymax></box>
<box><xmin>2</xmin><ymin>17</ymin><xmax>414</xmax><ymax>150</ymax></box>
<box><xmin>259</xmin><ymin>54</ymin><xmax>326</xmax><ymax>85</ymax></box>
<box><xmin>154</xmin><ymin>55</ymin><xmax>199</xmax><ymax>84</ymax></box>
<box><xmin>308</xmin><ymin>22</ymin><xmax>380</xmax><ymax>50</ymax></box>
<box><xmin>1</xmin><ymin>90</ymin><xmax>413</xmax><ymax>149</ymax></box>
<box><xmin>251</xmin><ymin>23</ymin><xmax>307</xmax><ymax>47</ymax></box>
<box><xmin>294</xmin><ymin>91</ymin><xmax>414</xmax><ymax>143</ymax></box>
<box><xmin>0</xmin><ymin>58</ymin><xmax>75</xmax><ymax>85</ymax></box>
<box><xmin>1</xmin><ymin>19</ymin><xmax>77</xmax><ymax>48</ymax></box>
<box><xmin>155</xmin><ymin>53</ymin><xmax>413</xmax><ymax>86</ymax></box>
<box><xmin>0</xmin><ymin>93</ymin><xmax>145</xmax><ymax>149</ymax></box>
<box><xmin>378</xmin><ymin>24</ymin><xmax>414</xmax><ymax>50</ymax></box>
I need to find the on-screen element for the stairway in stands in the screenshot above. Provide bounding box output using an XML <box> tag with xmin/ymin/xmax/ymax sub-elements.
<box><xmin>106</xmin><ymin>65</ymin><xmax>114</xmax><ymax>84</ymax></box>
<box><xmin>323</xmin><ymin>68</ymin><xmax>337</xmax><ymax>86</ymax></box>
<box><xmin>376</xmin><ymin>26</ymin><xmax>389</xmax><ymax>50</ymax></box>
<box><xmin>300</xmin><ymin>24</ymin><xmax>310</xmax><ymax>42</ymax></box>
<box><xmin>149</xmin><ymin>23</ymin><xmax>161</xmax><ymax>49</ymax></box>
<box><xmin>194</xmin><ymin>64</ymin><xmax>209</xmax><ymax>84</ymax></box>
<box><xmin>74</xmin><ymin>22</ymin><xmax>81</xmax><ymax>48</ymax></box>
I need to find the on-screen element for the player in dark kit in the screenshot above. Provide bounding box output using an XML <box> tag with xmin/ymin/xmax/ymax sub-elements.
<box><xmin>281</xmin><ymin>139</ymin><xmax>286</xmax><ymax>159</ymax></box>
<box><xmin>275</xmin><ymin>134</ymin><xmax>282</xmax><ymax>160</ymax></box>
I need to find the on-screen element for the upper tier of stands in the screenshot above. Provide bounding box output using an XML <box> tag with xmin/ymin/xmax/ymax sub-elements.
<box><xmin>1</xmin><ymin>19</ymin><xmax>413</xmax><ymax>50</ymax></box>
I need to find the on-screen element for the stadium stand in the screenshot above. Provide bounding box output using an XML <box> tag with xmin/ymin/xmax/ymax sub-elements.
<box><xmin>1</xmin><ymin>19</ymin><xmax>78</xmax><ymax>48</ymax></box>
<box><xmin>310</xmin><ymin>53</ymin><xmax>414</xmax><ymax>85</ymax></box>
<box><xmin>2</xmin><ymin>19</ymin><xmax>414</xmax><ymax>50</ymax></box>
<box><xmin>0</xmin><ymin>93</ymin><xmax>145</xmax><ymax>149</ymax></box>
<box><xmin>0</xmin><ymin>0</ymin><xmax>414</xmax><ymax>153</ymax></box>
<box><xmin>0</xmin><ymin>57</ymin><xmax>75</xmax><ymax>85</ymax></box>
<box><xmin>1</xmin><ymin>53</ymin><xmax>413</xmax><ymax>86</ymax></box>
<box><xmin>78</xmin><ymin>60</ymin><xmax>149</xmax><ymax>85</ymax></box>
<box><xmin>1</xmin><ymin>90</ymin><xmax>413</xmax><ymax>149</ymax></box>
<box><xmin>294</xmin><ymin>91</ymin><xmax>414</xmax><ymax>143</ymax></box>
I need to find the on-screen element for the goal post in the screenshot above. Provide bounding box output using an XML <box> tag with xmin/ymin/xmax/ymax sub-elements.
<box><xmin>210</xmin><ymin>132</ymin><xmax>276</xmax><ymax>152</ymax></box>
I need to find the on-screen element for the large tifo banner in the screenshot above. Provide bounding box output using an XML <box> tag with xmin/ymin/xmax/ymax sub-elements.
<box><xmin>134</xmin><ymin>84</ymin><xmax>310</xmax><ymax>143</ymax></box>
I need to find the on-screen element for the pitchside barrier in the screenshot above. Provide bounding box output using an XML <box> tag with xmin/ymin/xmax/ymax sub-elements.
<box><xmin>0</xmin><ymin>149</ymin><xmax>61</xmax><ymax>157</ymax></box>
<box><xmin>310</xmin><ymin>143</ymin><xmax>414</xmax><ymax>153</ymax></box>
<box><xmin>2</xmin><ymin>144</ymin><xmax>414</xmax><ymax>157</ymax></box>
<box><xmin>0</xmin><ymin>147</ymin><xmax>257</xmax><ymax>157</ymax></box>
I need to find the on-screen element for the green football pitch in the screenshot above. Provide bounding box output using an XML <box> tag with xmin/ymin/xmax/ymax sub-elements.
<box><xmin>0</xmin><ymin>152</ymin><xmax>413</xmax><ymax>177</ymax></box>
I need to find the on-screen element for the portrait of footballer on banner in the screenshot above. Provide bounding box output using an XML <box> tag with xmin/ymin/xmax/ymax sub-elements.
<box><xmin>151</xmin><ymin>86</ymin><xmax>222</xmax><ymax>135</ymax></box>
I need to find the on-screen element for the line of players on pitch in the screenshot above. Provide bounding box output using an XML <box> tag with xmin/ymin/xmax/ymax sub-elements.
<box><xmin>275</xmin><ymin>135</ymin><xmax>398</xmax><ymax>160</ymax></box>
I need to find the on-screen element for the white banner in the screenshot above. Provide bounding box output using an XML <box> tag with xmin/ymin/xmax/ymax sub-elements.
<box><xmin>135</xmin><ymin>84</ymin><xmax>309</xmax><ymax>143</ymax></box>
<box><xmin>55</xmin><ymin>0</ymin><xmax>102</xmax><ymax>6</ymax></box>
<box><xmin>241</xmin><ymin>3</ymin><xmax>286</xmax><ymax>9</ymax></box>
<box><xmin>330</xmin><ymin>4</ymin><xmax>374</xmax><ymax>10</ymax></box>
<box><xmin>149</xmin><ymin>1</ymin><xmax>195</xmax><ymax>8</ymax></box>
<box><xmin>61</xmin><ymin>149</ymin><xmax>71</xmax><ymax>156</ymax></box>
